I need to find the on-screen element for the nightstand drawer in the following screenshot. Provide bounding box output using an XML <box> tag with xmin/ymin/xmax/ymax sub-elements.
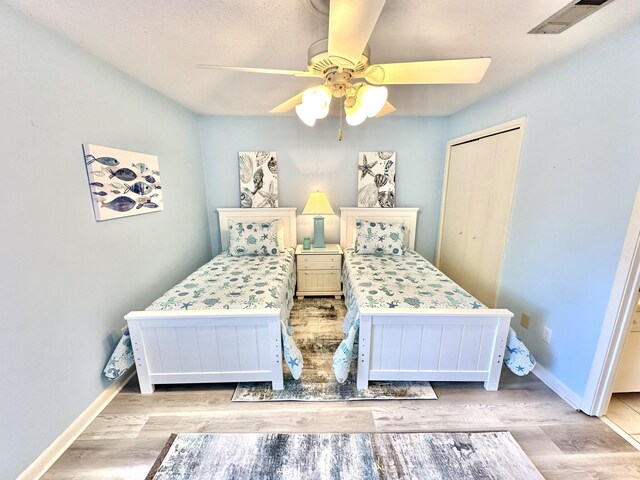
<box><xmin>297</xmin><ymin>269</ymin><xmax>341</xmax><ymax>291</ymax></box>
<box><xmin>298</xmin><ymin>254</ymin><xmax>341</xmax><ymax>270</ymax></box>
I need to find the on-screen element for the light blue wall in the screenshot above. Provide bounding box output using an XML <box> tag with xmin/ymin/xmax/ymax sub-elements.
<box><xmin>198</xmin><ymin>116</ymin><xmax>447</xmax><ymax>259</ymax></box>
<box><xmin>0</xmin><ymin>5</ymin><xmax>210</xmax><ymax>478</ymax></box>
<box><xmin>447</xmin><ymin>22</ymin><xmax>640</xmax><ymax>398</ymax></box>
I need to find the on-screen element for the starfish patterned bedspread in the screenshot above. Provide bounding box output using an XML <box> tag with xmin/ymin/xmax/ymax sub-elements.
<box><xmin>104</xmin><ymin>248</ymin><xmax>303</xmax><ymax>381</ymax></box>
<box><xmin>333</xmin><ymin>248</ymin><xmax>535</xmax><ymax>383</ymax></box>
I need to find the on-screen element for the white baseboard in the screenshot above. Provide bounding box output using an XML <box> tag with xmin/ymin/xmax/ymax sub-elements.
<box><xmin>532</xmin><ymin>363</ymin><xmax>582</xmax><ymax>410</ymax></box>
<box><xmin>18</xmin><ymin>370</ymin><xmax>134</xmax><ymax>480</ymax></box>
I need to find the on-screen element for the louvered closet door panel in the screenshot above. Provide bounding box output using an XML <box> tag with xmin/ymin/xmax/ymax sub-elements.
<box><xmin>458</xmin><ymin>135</ymin><xmax>499</xmax><ymax>304</ymax></box>
<box><xmin>474</xmin><ymin>128</ymin><xmax>521</xmax><ymax>307</ymax></box>
<box><xmin>439</xmin><ymin>141</ymin><xmax>476</xmax><ymax>286</ymax></box>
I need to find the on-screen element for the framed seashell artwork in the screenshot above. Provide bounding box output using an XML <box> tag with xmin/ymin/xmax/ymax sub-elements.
<box><xmin>239</xmin><ymin>151</ymin><xmax>279</xmax><ymax>208</ymax></box>
<box><xmin>83</xmin><ymin>144</ymin><xmax>163</xmax><ymax>221</ymax></box>
<box><xmin>357</xmin><ymin>152</ymin><xmax>396</xmax><ymax>208</ymax></box>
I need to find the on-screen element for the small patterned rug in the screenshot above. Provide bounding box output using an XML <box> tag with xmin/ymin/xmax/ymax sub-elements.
<box><xmin>233</xmin><ymin>298</ymin><xmax>437</xmax><ymax>401</ymax></box>
<box><xmin>146</xmin><ymin>432</ymin><xmax>543</xmax><ymax>480</ymax></box>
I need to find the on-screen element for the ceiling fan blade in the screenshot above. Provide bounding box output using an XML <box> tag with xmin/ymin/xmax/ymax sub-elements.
<box><xmin>269</xmin><ymin>91</ymin><xmax>305</xmax><ymax>113</ymax></box>
<box><xmin>364</xmin><ymin>58</ymin><xmax>492</xmax><ymax>85</ymax></box>
<box><xmin>328</xmin><ymin>0</ymin><xmax>386</xmax><ymax>67</ymax></box>
<box><xmin>376</xmin><ymin>101</ymin><xmax>396</xmax><ymax>117</ymax></box>
<box><xmin>197</xmin><ymin>64</ymin><xmax>319</xmax><ymax>77</ymax></box>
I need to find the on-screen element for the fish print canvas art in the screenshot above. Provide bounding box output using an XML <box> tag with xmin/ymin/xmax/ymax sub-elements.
<box><xmin>238</xmin><ymin>151</ymin><xmax>279</xmax><ymax>208</ymax></box>
<box><xmin>83</xmin><ymin>144</ymin><xmax>163</xmax><ymax>221</ymax></box>
<box><xmin>357</xmin><ymin>152</ymin><xmax>396</xmax><ymax>208</ymax></box>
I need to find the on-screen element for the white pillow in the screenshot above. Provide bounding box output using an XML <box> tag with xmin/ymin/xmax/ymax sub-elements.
<box><xmin>228</xmin><ymin>219</ymin><xmax>279</xmax><ymax>256</ymax></box>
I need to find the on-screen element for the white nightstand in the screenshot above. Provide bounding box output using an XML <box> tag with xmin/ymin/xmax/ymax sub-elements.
<box><xmin>295</xmin><ymin>243</ymin><xmax>343</xmax><ymax>300</ymax></box>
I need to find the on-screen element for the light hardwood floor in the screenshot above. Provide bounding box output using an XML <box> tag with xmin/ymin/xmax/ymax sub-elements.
<box><xmin>42</xmin><ymin>299</ymin><xmax>640</xmax><ymax>479</ymax></box>
<box><xmin>607</xmin><ymin>393</ymin><xmax>640</xmax><ymax>444</ymax></box>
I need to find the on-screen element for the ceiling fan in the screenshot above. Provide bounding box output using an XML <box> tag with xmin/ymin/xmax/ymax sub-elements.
<box><xmin>197</xmin><ymin>0</ymin><xmax>490</xmax><ymax>132</ymax></box>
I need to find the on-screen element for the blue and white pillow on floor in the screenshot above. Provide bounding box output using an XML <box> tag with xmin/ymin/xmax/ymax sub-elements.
<box><xmin>504</xmin><ymin>330</ymin><xmax>536</xmax><ymax>376</ymax></box>
<box><xmin>103</xmin><ymin>330</ymin><xmax>134</xmax><ymax>380</ymax></box>
<box><xmin>333</xmin><ymin>305</ymin><xmax>360</xmax><ymax>383</ymax></box>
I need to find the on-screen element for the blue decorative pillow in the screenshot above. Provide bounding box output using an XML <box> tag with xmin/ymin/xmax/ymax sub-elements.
<box><xmin>354</xmin><ymin>219</ymin><xmax>406</xmax><ymax>255</ymax></box>
<box><xmin>228</xmin><ymin>220</ymin><xmax>279</xmax><ymax>256</ymax></box>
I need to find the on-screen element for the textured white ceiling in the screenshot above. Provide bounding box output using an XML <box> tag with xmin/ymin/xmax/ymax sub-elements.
<box><xmin>7</xmin><ymin>0</ymin><xmax>640</xmax><ymax>116</ymax></box>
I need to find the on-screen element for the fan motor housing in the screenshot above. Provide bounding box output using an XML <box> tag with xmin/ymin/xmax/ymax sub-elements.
<box><xmin>307</xmin><ymin>39</ymin><xmax>370</xmax><ymax>78</ymax></box>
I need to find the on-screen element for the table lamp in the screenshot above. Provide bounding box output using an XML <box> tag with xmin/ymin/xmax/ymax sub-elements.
<box><xmin>302</xmin><ymin>191</ymin><xmax>334</xmax><ymax>248</ymax></box>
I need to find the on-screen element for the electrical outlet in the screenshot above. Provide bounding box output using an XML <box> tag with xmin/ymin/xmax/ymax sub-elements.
<box><xmin>543</xmin><ymin>327</ymin><xmax>552</xmax><ymax>343</ymax></box>
<box><xmin>520</xmin><ymin>312</ymin><xmax>530</xmax><ymax>329</ymax></box>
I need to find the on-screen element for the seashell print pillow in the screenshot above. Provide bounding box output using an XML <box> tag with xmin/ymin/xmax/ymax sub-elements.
<box><xmin>354</xmin><ymin>219</ymin><xmax>406</xmax><ymax>255</ymax></box>
<box><xmin>228</xmin><ymin>219</ymin><xmax>279</xmax><ymax>256</ymax></box>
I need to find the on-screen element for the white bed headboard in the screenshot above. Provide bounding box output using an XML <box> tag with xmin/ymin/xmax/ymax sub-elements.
<box><xmin>340</xmin><ymin>207</ymin><xmax>419</xmax><ymax>251</ymax></box>
<box><xmin>217</xmin><ymin>207</ymin><xmax>298</xmax><ymax>251</ymax></box>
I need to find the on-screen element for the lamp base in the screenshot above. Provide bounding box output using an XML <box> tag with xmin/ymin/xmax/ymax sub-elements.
<box><xmin>313</xmin><ymin>216</ymin><xmax>326</xmax><ymax>248</ymax></box>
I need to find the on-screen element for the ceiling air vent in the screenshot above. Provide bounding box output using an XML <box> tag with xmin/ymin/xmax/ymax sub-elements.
<box><xmin>529</xmin><ymin>0</ymin><xmax>616</xmax><ymax>34</ymax></box>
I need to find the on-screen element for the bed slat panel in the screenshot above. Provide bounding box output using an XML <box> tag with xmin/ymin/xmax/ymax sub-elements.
<box><xmin>256</xmin><ymin>324</ymin><xmax>270</xmax><ymax>370</ymax></box>
<box><xmin>380</xmin><ymin>325</ymin><xmax>403</xmax><ymax>371</ymax></box>
<box><xmin>196</xmin><ymin>326</ymin><xmax>221</xmax><ymax>372</ymax></box>
<box><xmin>175</xmin><ymin>327</ymin><xmax>202</xmax><ymax>372</ymax></box>
<box><xmin>457</xmin><ymin>324</ymin><xmax>484</xmax><ymax>371</ymax></box>
<box><xmin>216</xmin><ymin>326</ymin><xmax>241</xmax><ymax>371</ymax></box>
<box><xmin>477</xmin><ymin>325</ymin><xmax>495</xmax><ymax>371</ymax></box>
<box><xmin>371</xmin><ymin>324</ymin><xmax>383</xmax><ymax>371</ymax></box>
<box><xmin>141</xmin><ymin>328</ymin><xmax>163</xmax><ymax>373</ymax></box>
<box><xmin>419</xmin><ymin>325</ymin><xmax>443</xmax><ymax>371</ymax></box>
<box><xmin>399</xmin><ymin>325</ymin><xmax>423</xmax><ymax>370</ymax></box>
<box><xmin>155</xmin><ymin>327</ymin><xmax>183</xmax><ymax>373</ymax></box>
<box><xmin>237</xmin><ymin>325</ymin><xmax>260</xmax><ymax>371</ymax></box>
<box><xmin>438</xmin><ymin>325</ymin><xmax>463</xmax><ymax>371</ymax></box>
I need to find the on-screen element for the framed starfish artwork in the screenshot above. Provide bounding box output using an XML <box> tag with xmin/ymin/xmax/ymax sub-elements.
<box><xmin>357</xmin><ymin>152</ymin><xmax>396</xmax><ymax>207</ymax></box>
<box><xmin>238</xmin><ymin>152</ymin><xmax>279</xmax><ymax>208</ymax></box>
<box><xmin>83</xmin><ymin>144</ymin><xmax>163</xmax><ymax>221</ymax></box>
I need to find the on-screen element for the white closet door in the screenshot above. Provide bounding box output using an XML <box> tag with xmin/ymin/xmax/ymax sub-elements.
<box><xmin>438</xmin><ymin>140</ymin><xmax>477</xmax><ymax>285</ymax></box>
<box><xmin>457</xmin><ymin>134</ymin><xmax>499</xmax><ymax>303</ymax></box>
<box><xmin>439</xmin><ymin>127</ymin><xmax>522</xmax><ymax>307</ymax></box>
<box><xmin>474</xmin><ymin>129</ymin><xmax>521</xmax><ymax>306</ymax></box>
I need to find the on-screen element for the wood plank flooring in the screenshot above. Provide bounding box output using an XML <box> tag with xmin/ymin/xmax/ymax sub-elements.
<box><xmin>607</xmin><ymin>393</ymin><xmax>640</xmax><ymax>444</ymax></box>
<box><xmin>42</xmin><ymin>299</ymin><xmax>640</xmax><ymax>479</ymax></box>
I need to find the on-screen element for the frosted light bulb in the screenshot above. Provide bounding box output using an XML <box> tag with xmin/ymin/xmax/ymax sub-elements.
<box><xmin>295</xmin><ymin>103</ymin><xmax>316</xmax><ymax>127</ymax></box>
<box><xmin>302</xmin><ymin>85</ymin><xmax>332</xmax><ymax>119</ymax></box>
<box><xmin>345</xmin><ymin>99</ymin><xmax>367</xmax><ymax>126</ymax></box>
<box><xmin>360</xmin><ymin>85</ymin><xmax>388</xmax><ymax>118</ymax></box>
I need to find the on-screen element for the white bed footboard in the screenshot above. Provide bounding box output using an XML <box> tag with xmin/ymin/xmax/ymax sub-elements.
<box><xmin>125</xmin><ymin>309</ymin><xmax>284</xmax><ymax>393</ymax></box>
<box><xmin>357</xmin><ymin>308</ymin><xmax>513</xmax><ymax>391</ymax></box>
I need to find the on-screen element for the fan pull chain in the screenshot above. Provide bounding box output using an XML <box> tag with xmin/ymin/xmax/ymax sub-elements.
<box><xmin>338</xmin><ymin>98</ymin><xmax>344</xmax><ymax>141</ymax></box>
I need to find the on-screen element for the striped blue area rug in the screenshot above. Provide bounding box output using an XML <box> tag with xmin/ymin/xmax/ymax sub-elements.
<box><xmin>146</xmin><ymin>432</ymin><xmax>543</xmax><ymax>480</ymax></box>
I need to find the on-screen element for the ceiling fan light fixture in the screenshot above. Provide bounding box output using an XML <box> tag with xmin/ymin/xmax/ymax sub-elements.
<box><xmin>360</xmin><ymin>84</ymin><xmax>388</xmax><ymax>117</ymax></box>
<box><xmin>345</xmin><ymin>98</ymin><xmax>367</xmax><ymax>126</ymax></box>
<box><xmin>302</xmin><ymin>85</ymin><xmax>332</xmax><ymax>109</ymax></box>
<box><xmin>295</xmin><ymin>103</ymin><xmax>317</xmax><ymax>127</ymax></box>
<box><xmin>299</xmin><ymin>85</ymin><xmax>332</xmax><ymax>121</ymax></box>
<box><xmin>316</xmin><ymin>104</ymin><xmax>330</xmax><ymax>119</ymax></box>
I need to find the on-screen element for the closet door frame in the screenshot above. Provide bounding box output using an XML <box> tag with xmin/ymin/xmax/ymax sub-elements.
<box><xmin>435</xmin><ymin>117</ymin><xmax>526</xmax><ymax>306</ymax></box>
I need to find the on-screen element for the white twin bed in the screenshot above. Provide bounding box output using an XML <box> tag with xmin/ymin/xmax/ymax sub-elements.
<box><xmin>126</xmin><ymin>206</ymin><xmax>524</xmax><ymax>394</ymax></box>
<box><xmin>126</xmin><ymin>208</ymin><xmax>298</xmax><ymax>393</ymax></box>
<box><xmin>337</xmin><ymin>208</ymin><xmax>516</xmax><ymax>391</ymax></box>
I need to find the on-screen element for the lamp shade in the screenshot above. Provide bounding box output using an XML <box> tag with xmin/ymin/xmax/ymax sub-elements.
<box><xmin>302</xmin><ymin>192</ymin><xmax>334</xmax><ymax>215</ymax></box>
<box><xmin>360</xmin><ymin>85</ymin><xmax>388</xmax><ymax>118</ymax></box>
<box><xmin>295</xmin><ymin>103</ymin><xmax>317</xmax><ymax>127</ymax></box>
<box><xmin>345</xmin><ymin>98</ymin><xmax>367</xmax><ymax>126</ymax></box>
